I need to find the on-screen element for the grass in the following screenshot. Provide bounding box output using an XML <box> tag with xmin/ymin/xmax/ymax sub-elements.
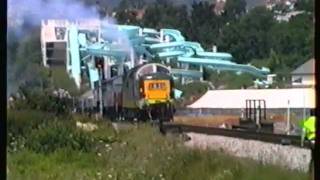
<box><xmin>7</xmin><ymin>110</ymin><xmax>309</xmax><ymax>180</ymax></box>
<box><xmin>173</xmin><ymin>115</ymin><xmax>240</xmax><ymax>127</ymax></box>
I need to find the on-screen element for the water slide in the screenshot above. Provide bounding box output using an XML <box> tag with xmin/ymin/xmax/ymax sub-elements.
<box><xmin>66</xmin><ymin>24</ymin><xmax>270</xmax><ymax>91</ymax></box>
<box><xmin>170</xmin><ymin>68</ymin><xmax>203</xmax><ymax>78</ymax></box>
<box><xmin>68</xmin><ymin>26</ymin><xmax>131</xmax><ymax>89</ymax></box>
<box><xmin>141</xmin><ymin>27</ymin><xmax>269</xmax><ymax>77</ymax></box>
<box><xmin>177</xmin><ymin>57</ymin><xmax>269</xmax><ymax>77</ymax></box>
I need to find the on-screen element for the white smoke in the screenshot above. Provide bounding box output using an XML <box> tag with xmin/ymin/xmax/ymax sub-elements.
<box><xmin>7</xmin><ymin>0</ymin><xmax>132</xmax><ymax>97</ymax></box>
<box><xmin>8</xmin><ymin>0</ymin><xmax>97</xmax><ymax>29</ymax></box>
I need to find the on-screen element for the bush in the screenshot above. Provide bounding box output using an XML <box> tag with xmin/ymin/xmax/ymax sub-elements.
<box><xmin>26</xmin><ymin>120</ymin><xmax>94</xmax><ymax>154</ymax></box>
<box><xmin>7</xmin><ymin>110</ymin><xmax>53</xmax><ymax>152</ymax></box>
<box><xmin>7</xmin><ymin>109</ymin><xmax>117</xmax><ymax>154</ymax></box>
<box><xmin>7</xmin><ymin>110</ymin><xmax>50</xmax><ymax>137</ymax></box>
<box><xmin>174</xmin><ymin>81</ymin><xmax>210</xmax><ymax>107</ymax></box>
<box><xmin>11</xmin><ymin>87</ymin><xmax>73</xmax><ymax>116</ymax></box>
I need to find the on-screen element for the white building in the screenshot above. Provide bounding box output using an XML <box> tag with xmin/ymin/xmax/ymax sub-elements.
<box><xmin>188</xmin><ymin>88</ymin><xmax>315</xmax><ymax>109</ymax></box>
<box><xmin>275</xmin><ymin>11</ymin><xmax>304</xmax><ymax>22</ymax></box>
<box><xmin>291</xmin><ymin>58</ymin><xmax>315</xmax><ymax>87</ymax></box>
<box><xmin>41</xmin><ymin>19</ymin><xmax>101</xmax><ymax>68</ymax></box>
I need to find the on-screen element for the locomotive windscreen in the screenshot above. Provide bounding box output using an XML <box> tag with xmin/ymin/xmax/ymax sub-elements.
<box><xmin>136</xmin><ymin>64</ymin><xmax>170</xmax><ymax>78</ymax></box>
<box><xmin>156</xmin><ymin>66</ymin><xmax>170</xmax><ymax>73</ymax></box>
<box><xmin>138</xmin><ymin>64</ymin><xmax>154</xmax><ymax>75</ymax></box>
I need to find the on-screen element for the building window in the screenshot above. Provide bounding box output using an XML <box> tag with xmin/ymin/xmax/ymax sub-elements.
<box><xmin>293</xmin><ymin>77</ymin><xmax>302</xmax><ymax>83</ymax></box>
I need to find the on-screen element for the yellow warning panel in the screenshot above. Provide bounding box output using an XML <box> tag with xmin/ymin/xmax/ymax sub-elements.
<box><xmin>143</xmin><ymin>80</ymin><xmax>170</xmax><ymax>100</ymax></box>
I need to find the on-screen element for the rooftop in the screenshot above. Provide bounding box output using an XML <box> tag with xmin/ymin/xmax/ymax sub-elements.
<box><xmin>188</xmin><ymin>88</ymin><xmax>315</xmax><ymax>109</ymax></box>
<box><xmin>291</xmin><ymin>58</ymin><xmax>315</xmax><ymax>75</ymax></box>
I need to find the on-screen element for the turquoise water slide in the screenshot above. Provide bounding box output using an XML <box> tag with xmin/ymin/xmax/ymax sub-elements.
<box><xmin>177</xmin><ymin>57</ymin><xmax>269</xmax><ymax>77</ymax></box>
<box><xmin>66</xmin><ymin>24</ymin><xmax>270</xmax><ymax>90</ymax></box>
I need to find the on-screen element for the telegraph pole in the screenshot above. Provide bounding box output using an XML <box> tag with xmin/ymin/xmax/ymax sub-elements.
<box><xmin>287</xmin><ymin>100</ymin><xmax>291</xmax><ymax>135</ymax></box>
<box><xmin>99</xmin><ymin>66</ymin><xmax>103</xmax><ymax>118</ymax></box>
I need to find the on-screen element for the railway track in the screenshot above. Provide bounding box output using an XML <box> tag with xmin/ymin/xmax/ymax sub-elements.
<box><xmin>162</xmin><ymin>123</ymin><xmax>313</xmax><ymax>149</ymax></box>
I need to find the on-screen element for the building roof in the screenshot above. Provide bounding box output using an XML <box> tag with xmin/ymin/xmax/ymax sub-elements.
<box><xmin>291</xmin><ymin>58</ymin><xmax>315</xmax><ymax>75</ymax></box>
<box><xmin>188</xmin><ymin>88</ymin><xmax>315</xmax><ymax>109</ymax></box>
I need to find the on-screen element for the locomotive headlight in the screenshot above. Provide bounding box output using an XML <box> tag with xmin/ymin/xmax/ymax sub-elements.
<box><xmin>145</xmin><ymin>76</ymin><xmax>152</xmax><ymax>79</ymax></box>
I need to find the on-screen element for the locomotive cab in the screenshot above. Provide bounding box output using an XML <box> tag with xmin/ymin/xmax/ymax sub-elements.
<box><xmin>120</xmin><ymin>63</ymin><xmax>175</xmax><ymax>122</ymax></box>
<box><xmin>140</xmin><ymin>74</ymin><xmax>172</xmax><ymax>104</ymax></box>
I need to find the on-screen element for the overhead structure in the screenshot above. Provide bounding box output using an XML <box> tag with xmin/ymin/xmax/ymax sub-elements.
<box><xmin>41</xmin><ymin>19</ymin><xmax>270</xmax><ymax>91</ymax></box>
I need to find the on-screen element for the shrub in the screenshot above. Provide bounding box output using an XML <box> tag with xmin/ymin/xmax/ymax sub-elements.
<box><xmin>7</xmin><ymin>109</ymin><xmax>116</xmax><ymax>154</ymax></box>
<box><xmin>7</xmin><ymin>110</ymin><xmax>52</xmax><ymax>152</ymax></box>
<box><xmin>26</xmin><ymin>120</ymin><xmax>94</xmax><ymax>154</ymax></box>
<box><xmin>7</xmin><ymin>110</ymin><xmax>51</xmax><ymax>137</ymax></box>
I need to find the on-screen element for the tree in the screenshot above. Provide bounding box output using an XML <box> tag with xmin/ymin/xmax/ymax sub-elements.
<box><xmin>8</xmin><ymin>27</ymin><xmax>80</xmax><ymax>97</ymax></box>
<box><xmin>115</xmin><ymin>9</ymin><xmax>140</xmax><ymax>24</ymax></box>
<box><xmin>222</xmin><ymin>0</ymin><xmax>246</xmax><ymax>22</ymax></box>
<box><xmin>115</xmin><ymin>0</ymin><xmax>147</xmax><ymax>24</ymax></box>
<box><xmin>118</xmin><ymin>0</ymin><xmax>145</xmax><ymax>10</ymax></box>
<box><xmin>188</xmin><ymin>2</ymin><xmax>223</xmax><ymax>49</ymax></box>
<box><xmin>218</xmin><ymin>7</ymin><xmax>276</xmax><ymax>63</ymax></box>
<box><xmin>206</xmin><ymin>69</ymin><xmax>254</xmax><ymax>89</ymax></box>
<box><xmin>142</xmin><ymin>3</ymin><xmax>190</xmax><ymax>34</ymax></box>
<box><xmin>295</xmin><ymin>0</ymin><xmax>314</xmax><ymax>13</ymax></box>
<box><xmin>7</xmin><ymin>29</ymin><xmax>46</xmax><ymax>96</ymax></box>
<box><xmin>268</xmin><ymin>13</ymin><xmax>314</xmax><ymax>69</ymax></box>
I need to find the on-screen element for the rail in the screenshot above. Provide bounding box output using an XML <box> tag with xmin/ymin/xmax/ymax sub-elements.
<box><xmin>162</xmin><ymin>123</ymin><xmax>313</xmax><ymax>149</ymax></box>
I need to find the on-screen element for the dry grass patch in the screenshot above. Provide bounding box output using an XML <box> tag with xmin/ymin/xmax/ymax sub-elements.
<box><xmin>173</xmin><ymin>115</ymin><xmax>240</xmax><ymax>127</ymax></box>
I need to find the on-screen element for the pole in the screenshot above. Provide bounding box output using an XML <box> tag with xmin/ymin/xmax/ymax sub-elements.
<box><xmin>212</xmin><ymin>45</ymin><xmax>217</xmax><ymax>52</ymax></box>
<box><xmin>258</xmin><ymin>100</ymin><xmax>261</xmax><ymax>123</ymax></box>
<box><xmin>200</xmin><ymin>65</ymin><xmax>203</xmax><ymax>81</ymax></box>
<box><xmin>130</xmin><ymin>48</ymin><xmax>134</xmax><ymax>68</ymax></box>
<box><xmin>303</xmin><ymin>93</ymin><xmax>306</xmax><ymax>120</ymax></box>
<box><xmin>253</xmin><ymin>100</ymin><xmax>256</xmax><ymax>124</ymax></box>
<box><xmin>248</xmin><ymin>100</ymin><xmax>251</xmax><ymax>121</ymax></box>
<box><xmin>245</xmin><ymin>100</ymin><xmax>248</xmax><ymax>120</ymax></box>
<box><xmin>99</xmin><ymin>67</ymin><xmax>103</xmax><ymax>117</ymax></box>
<box><xmin>287</xmin><ymin>100</ymin><xmax>290</xmax><ymax>135</ymax></box>
<box><xmin>264</xmin><ymin>100</ymin><xmax>266</xmax><ymax>121</ymax></box>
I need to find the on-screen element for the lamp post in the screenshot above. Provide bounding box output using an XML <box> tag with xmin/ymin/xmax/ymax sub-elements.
<box><xmin>287</xmin><ymin>100</ymin><xmax>290</xmax><ymax>135</ymax></box>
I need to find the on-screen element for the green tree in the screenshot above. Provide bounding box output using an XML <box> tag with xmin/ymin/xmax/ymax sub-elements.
<box><xmin>115</xmin><ymin>0</ymin><xmax>146</xmax><ymax>24</ymax></box>
<box><xmin>188</xmin><ymin>2</ymin><xmax>223</xmax><ymax>49</ymax></box>
<box><xmin>267</xmin><ymin>13</ymin><xmax>313</xmax><ymax>70</ymax></box>
<box><xmin>7</xmin><ymin>29</ymin><xmax>47</xmax><ymax>95</ymax></box>
<box><xmin>295</xmin><ymin>0</ymin><xmax>314</xmax><ymax>13</ymax></box>
<box><xmin>206</xmin><ymin>70</ymin><xmax>254</xmax><ymax>89</ymax></box>
<box><xmin>8</xmin><ymin>28</ymin><xmax>81</xmax><ymax>97</ymax></box>
<box><xmin>218</xmin><ymin>7</ymin><xmax>276</xmax><ymax>63</ymax></box>
<box><xmin>115</xmin><ymin>9</ymin><xmax>140</xmax><ymax>24</ymax></box>
<box><xmin>142</xmin><ymin>3</ymin><xmax>190</xmax><ymax>34</ymax></box>
<box><xmin>222</xmin><ymin>0</ymin><xmax>247</xmax><ymax>22</ymax></box>
<box><xmin>118</xmin><ymin>0</ymin><xmax>145</xmax><ymax>10</ymax></box>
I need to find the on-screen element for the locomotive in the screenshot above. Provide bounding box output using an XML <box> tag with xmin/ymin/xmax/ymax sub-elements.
<box><xmin>102</xmin><ymin>63</ymin><xmax>175</xmax><ymax>122</ymax></box>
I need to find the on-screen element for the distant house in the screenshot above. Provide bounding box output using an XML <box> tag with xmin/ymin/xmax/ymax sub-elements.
<box><xmin>275</xmin><ymin>11</ymin><xmax>304</xmax><ymax>22</ymax></box>
<box><xmin>213</xmin><ymin>0</ymin><xmax>226</xmax><ymax>15</ymax></box>
<box><xmin>291</xmin><ymin>58</ymin><xmax>315</xmax><ymax>87</ymax></box>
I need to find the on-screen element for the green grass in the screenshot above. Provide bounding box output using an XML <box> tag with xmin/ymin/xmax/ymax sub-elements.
<box><xmin>7</xmin><ymin>110</ymin><xmax>309</xmax><ymax>180</ymax></box>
